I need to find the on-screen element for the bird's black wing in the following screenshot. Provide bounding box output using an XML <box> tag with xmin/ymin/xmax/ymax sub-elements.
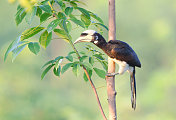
<box><xmin>108</xmin><ymin>40</ymin><xmax>141</xmax><ymax>67</ymax></box>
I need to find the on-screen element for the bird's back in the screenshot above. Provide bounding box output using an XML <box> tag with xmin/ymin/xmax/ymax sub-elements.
<box><xmin>106</xmin><ymin>40</ymin><xmax>141</xmax><ymax>67</ymax></box>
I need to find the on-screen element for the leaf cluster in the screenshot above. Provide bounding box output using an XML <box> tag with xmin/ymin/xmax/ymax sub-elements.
<box><xmin>5</xmin><ymin>0</ymin><xmax>108</xmax><ymax>80</ymax></box>
<box><xmin>42</xmin><ymin>45</ymin><xmax>107</xmax><ymax>81</ymax></box>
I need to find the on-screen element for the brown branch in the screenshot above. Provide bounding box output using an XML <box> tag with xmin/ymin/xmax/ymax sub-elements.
<box><xmin>106</xmin><ymin>0</ymin><xmax>117</xmax><ymax>120</ymax></box>
<box><xmin>48</xmin><ymin>1</ymin><xmax>107</xmax><ymax>119</ymax></box>
<box><xmin>83</xmin><ymin>66</ymin><xmax>107</xmax><ymax>120</ymax></box>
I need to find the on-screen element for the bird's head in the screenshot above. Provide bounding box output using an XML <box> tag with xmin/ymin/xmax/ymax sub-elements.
<box><xmin>74</xmin><ymin>30</ymin><xmax>106</xmax><ymax>46</ymax></box>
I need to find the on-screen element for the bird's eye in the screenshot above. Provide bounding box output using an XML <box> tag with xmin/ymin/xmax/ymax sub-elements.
<box><xmin>95</xmin><ymin>36</ymin><xmax>98</xmax><ymax>40</ymax></box>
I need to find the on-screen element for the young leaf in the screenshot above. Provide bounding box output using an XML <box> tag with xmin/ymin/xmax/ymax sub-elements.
<box><xmin>55</xmin><ymin>56</ymin><xmax>64</xmax><ymax>61</ymax></box>
<box><xmin>12</xmin><ymin>44</ymin><xmax>27</xmax><ymax>62</ymax></box>
<box><xmin>15</xmin><ymin>8</ymin><xmax>26</xmax><ymax>26</ymax></box>
<box><xmin>65</xmin><ymin>55</ymin><xmax>73</xmax><ymax>62</ymax></box>
<box><xmin>36</xmin><ymin>7</ymin><xmax>42</xmax><ymax>17</ymax></box>
<box><xmin>89</xmin><ymin>12</ymin><xmax>103</xmax><ymax>24</ymax></box>
<box><xmin>68</xmin><ymin>51</ymin><xmax>76</xmax><ymax>55</ymax></box>
<box><xmin>54</xmin><ymin>29</ymin><xmax>69</xmax><ymax>42</ymax></box>
<box><xmin>69</xmin><ymin>14</ymin><xmax>85</xmax><ymax>28</ymax></box>
<box><xmin>81</xmin><ymin>14</ymin><xmax>91</xmax><ymax>28</ymax></box>
<box><xmin>39</xmin><ymin>30</ymin><xmax>52</xmax><ymax>48</ymax></box>
<box><xmin>83</xmin><ymin>69</ymin><xmax>92</xmax><ymax>82</ymax></box>
<box><xmin>66</xmin><ymin>21</ymin><xmax>72</xmax><ymax>32</ymax></box>
<box><xmin>93</xmin><ymin>54</ymin><xmax>104</xmax><ymax>60</ymax></box>
<box><xmin>89</xmin><ymin>57</ymin><xmax>94</xmax><ymax>66</ymax></box>
<box><xmin>47</xmin><ymin>19</ymin><xmax>60</xmax><ymax>32</ymax></box>
<box><xmin>28</xmin><ymin>42</ymin><xmax>40</xmax><ymax>55</ymax></box>
<box><xmin>57</xmin><ymin>12</ymin><xmax>66</xmax><ymax>20</ymax></box>
<box><xmin>93</xmin><ymin>68</ymin><xmax>106</xmax><ymax>78</ymax></box>
<box><xmin>61</xmin><ymin>19</ymin><xmax>69</xmax><ymax>34</ymax></box>
<box><xmin>53</xmin><ymin>66</ymin><xmax>61</xmax><ymax>77</ymax></box>
<box><xmin>80</xmin><ymin>56</ymin><xmax>88</xmax><ymax>62</ymax></box>
<box><xmin>39</xmin><ymin>5</ymin><xmax>52</xmax><ymax>13</ymax></box>
<box><xmin>72</xmin><ymin>63</ymin><xmax>80</xmax><ymax>76</ymax></box>
<box><xmin>70</xmin><ymin>1</ymin><xmax>78</xmax><ymax>7</ymax></box>
<box><xmin>94</xmin><ymin>23</ymin><xmax>108</xmax><ymax>31</ymax></box>
<box><xmin>41</xmin><ymin>64</ymin><xmax>54</xmax><ymax>80</ymax></box>
<box><xmin>25</xmin><ymin>6</ymin><xmax>37</xmax><ymax>24</ymax></box>
<box><xmin>42</xmin><ymin>60</ymin><xmax>55</xmax><ymax>68</ymax></box>
<box><xmin>4</xmin><ymin>36</ymin><xmax>21</xmax><ymax>61</ymax></box>
<box><xmin>65</xmin><ymin>7</ymin><xmax>73</xmax><ymax>16</ymax></box>
<box><xmin>55</xmin><ymin>58</ymin><xmax>63</xmax><ymax>69</ymax></box>
<box><xmin>40</xmin><ymin>12</ymin><xmax>52</xmax><ymax>23</ymax></box>
<box><xmin>21</xmin><ymin>27</ymin><xmax>45</xmax><ymax>41</ymax></box>
<box><xmin>61</xmin><ymin>63</ymin><xmax>73</xmax><ymax>74</ymax></box>
<box><xmin>76</xmin><ymin>7</ymin><xmax>90</xmax><ymax>17</ymax></box>
<box><xmin>82</xmin><ymin>62</ymin><xmax>93</xmax><ymax>70</ymax></box>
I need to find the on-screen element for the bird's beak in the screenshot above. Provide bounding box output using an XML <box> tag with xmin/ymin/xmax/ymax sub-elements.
<box><xmin>74</xmin><ymin>35</ymin><xmax>93</xmax><ymax>44</ymax></box>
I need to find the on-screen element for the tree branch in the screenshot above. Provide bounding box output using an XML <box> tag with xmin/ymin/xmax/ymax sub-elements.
<box><xmin>48</xmin><ymin>2</ymin><xmax>107</xmax><ymax>119</ymax></box>
<box><xmin>106</xmin><ymin>0</ymin><xmax>117</xmax><ymax>120</ymax></box>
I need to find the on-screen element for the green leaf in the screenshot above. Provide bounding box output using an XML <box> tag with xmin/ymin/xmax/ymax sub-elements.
<box><xmin>53</xmin><ymin>66</ymin><xmax>61</xmax><ymax>77</ymax></box>
<box><xmin>15</xmin><ymin>8</ymin><xmax>26</xmax><ymax>26</ymax></box>
<box><xmin>25</xmin><ymin>6</ymin><xmax>37</xmax><ymax>24</ymax></box>
<box><xmin>65</xmin><ymin>7</ymin><xmax>73</xmax><ymax>15</ymax></box>
<box><xmin>93</xmin><ymin>54</ymin><xmax>104</xmax><ymax>60</ymax></box>
<box><xmin>68</xmin><ymin>51</ymin><xmax>76</xmax><ymax>55</ymax></box>
<box><xmin>57</xmin><ymin>12</ymin><xmax>66</xmax><ymax>20</ymax></box>
<box><xmin>39</xmin><ymin>5</ymin><xmax>51</xmax><ymax>13</ymax></box>
<box><xmin>72</xmin><ymin>63</ymin><xmax>80</xmax><ymax>76</ymax></box>
<box><xmin>62</xmin><ymin>19</ymin><xmax>69</xmax><ymax>34</ymax></box>
<box><xmin>89</xmin><ymin>12</ymin><xmax>103</xmax><ymax>24</ymax></box>
<box><xmin>89</xmin><ymin>57</ymin><xmax>94</xmax><ymax>66</ymax></box>
<box><xmin>83</xmin><ymin>69</ymin><xmax>92</xmax><ymax>82</ymax></box>
<box><xmin>70</xmin><ymin>1</ymin><xmax>78</xmax><ymax>7</ymax></box>
<box><xmin>55</xmin><ymin>58</ymin><xmax>63</xmax><ymax>69</ymax></box>
<box><xmin>47</xmin><ymin>19</ymin><xmax>60</xmax><ymax>32</ymax></box>
<box><xmin>65</xmin><ymin>55</ymin><xmax>73</xmax><ymax>62</ymax></box>
<box><xmin>55</xmin><ymin>56</ymin><xmax>64</xmax><ymax>61</ymax></box>
<box><xmin>54</xmin><ymin>29</ymin><xmax>69</xmax><ymax>42</ymax></box>
<box><xmin>21</xmin><ymin>27</ymin><xmax>45</xmax><ymax>41</ymax></box>
<box><xmin>39</xmin><ymin>30</ymin><xmax>52</xmax><ymax>48</ymax></box>
<box><xmin>93</xmin><ymin>68</ymin><xmax>106</xmax><ymax>78</ymax></box>
<box><xmin>40</xmin><ymin>12</ymin><xmax>51</xmax><ymax>23</ymax></box>
<box><xmin>28</xmin><ymin>42</ymin><xmax>40</xmax><ymax>55</ymax></box>
<box><xmin>42</xmin><ymin>60</ymin><xmax>55</xmax><ymax>68</ymax></box>
<box><xmin>41</xmin><ymin>64</ymin><xmax>54</xmax><ymax>80</ymax></box>
<box><xmin>12</xmin><ymin>44</ymin><xmax>27</xmax><ymax>62</ymax></box>
<box><xmin>4</xmin><ymin>36</ymin><xmax>21</xmax><ymax>61</ymax></box>
<box><xmin>80</xmin><ymin>56</ymin><xmax>88</xmax><ymax>62</ymax></box>
<box><xmin>56</xmin><ymin>1</ymin><xmax>66</xmax><ymax>11</ymax></box>
<box><xmin>81</xmin><ymin>14</ymin><xmax>91</xmax><ymax>28</ymax></box>
<box><xmin>76</xmin><ymin>7</ymin><xmax>90</xmax><ymax>17</ymax></box>
<box><xmin>82</xmin><ymin>62</ymin><xmax>93</xmax><ymax>70</ymax></box>
<box><xmin>94</xmin><ymin>23</ymin><xmax>109</xmax><ymax>31</ymax></box>
<box><xmin>36</xmin><ymin>7</ymin><xmax>42</xmax><ymax>17</ymax></box>
<box><xmin>69</xmin><ymin>14</ymin><xmax>85</xmax><ymax>28</ymax></box>
<box><xmin>61</xmin><ymin>63</ymin><xmax>73</xmax><ymax>74</ymax></box>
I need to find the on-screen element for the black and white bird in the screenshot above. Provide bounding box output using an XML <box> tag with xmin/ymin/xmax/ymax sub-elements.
<box><xmin>74</xmin><ymin>30</ymin><xmax>141</xmax><ymax>110</ymax></box>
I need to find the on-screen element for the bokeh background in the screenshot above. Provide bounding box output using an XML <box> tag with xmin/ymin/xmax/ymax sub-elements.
<box><xmin>1</xmin><ymin>0</ymin><xmax>176</xmax><ymax>120</ymax></box>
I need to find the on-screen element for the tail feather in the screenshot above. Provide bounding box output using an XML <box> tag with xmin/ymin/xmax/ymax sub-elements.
<box><xmin>130</xmin><ymin>67</ymin><xmax>136</xmax><ymax>110</ymax></box>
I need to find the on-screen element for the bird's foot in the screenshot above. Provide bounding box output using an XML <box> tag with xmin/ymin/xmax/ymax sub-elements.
<box><xmin>106</xmin><ymin>72</ymin><xmax>119</xmax><ymax>77</ymax></box>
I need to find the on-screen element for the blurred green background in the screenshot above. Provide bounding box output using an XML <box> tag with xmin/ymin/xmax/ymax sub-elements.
<box><xmin>1</xmin><ymin>0</ymin><xmax>176</xmax><ymax>120</ymax></box>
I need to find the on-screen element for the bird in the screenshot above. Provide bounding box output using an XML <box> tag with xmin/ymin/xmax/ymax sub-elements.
<box><xmin>74</xmin><ymin>30</ymin><xmax>141</xmax><ymax>110</ymax></box>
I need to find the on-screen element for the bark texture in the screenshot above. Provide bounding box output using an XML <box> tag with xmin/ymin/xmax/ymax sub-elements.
<box><xmin>106</xmin><ymin>0</ymin><xmax>117</xmax><ymax>120</ymax></box>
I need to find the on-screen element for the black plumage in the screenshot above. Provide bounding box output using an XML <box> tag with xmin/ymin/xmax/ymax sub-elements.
<box><xmin>74</xmin><ymin>30</ymin><xmax>141</xmax><ymax>110</ymax></box>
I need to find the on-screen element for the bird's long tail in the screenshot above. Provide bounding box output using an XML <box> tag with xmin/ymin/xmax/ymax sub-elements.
<box><xmin>130</xmin><ymin>67</ymin><xmax>136</xmax><ymax>110</ymax></box>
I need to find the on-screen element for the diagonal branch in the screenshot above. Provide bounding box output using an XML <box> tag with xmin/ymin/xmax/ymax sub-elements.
<box><xmin>48</xmin><ymin>2</ymin><xmax>107</xmax><ymax>120</ymax></box>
